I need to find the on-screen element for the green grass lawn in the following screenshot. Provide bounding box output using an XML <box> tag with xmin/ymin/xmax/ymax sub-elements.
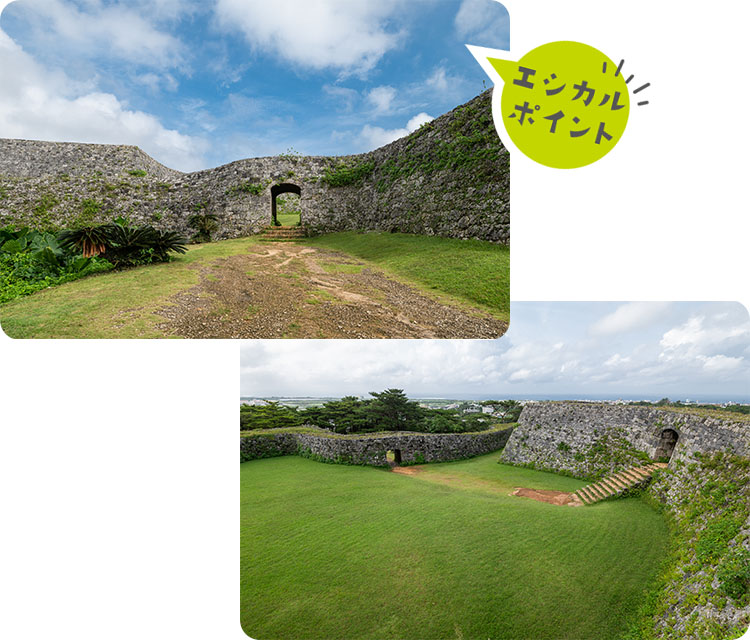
<box><xmin>0</xmin><ymin>236</ymin><xmax>262</xmax><ymax>338</ymax></box>
<box><xmin>308</xmin><ymin>232</ymin><xmax>509</xmax><ymax>320</ymax></box>
<box><xmin>241</xmin><ymin>453</ymin><xmax>669</xmax><ymax>640</ymax></box>
<box><xmin>0</xmin><ymin>232</ymin><xmax>509</xmax><ymax>337</ymax></box>
<box><xmin>277</xmin><ymin>212</ymin><xmax>301</xmax><ymax>226</ymax></box>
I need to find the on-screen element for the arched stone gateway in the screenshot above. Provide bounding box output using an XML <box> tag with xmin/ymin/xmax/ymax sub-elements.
<box><xmin>270</xmin><ymin>183</ymin><xmax>301</xmax><ymax>226</ymax></box>
<box><xmin>655</xmin><ymin>428</ymin><xmax>679</xmax><ymax>461</ymax></box>
<box><xmin>386</xmin><ymin>449</ymin><xmax>402</xmax><ymax>466</ymax></box>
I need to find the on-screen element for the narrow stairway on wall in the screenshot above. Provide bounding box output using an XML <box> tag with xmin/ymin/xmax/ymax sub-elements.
<box><xmin>575</xmin><ymin>463</ymin><xmax>668</xmax><ymax>505</ymax></box>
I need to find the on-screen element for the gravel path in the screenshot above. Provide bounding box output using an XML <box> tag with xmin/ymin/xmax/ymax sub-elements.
<box><xmin>155</xmin><ymin>243</ymin><xmax>508</xmax><ymax>339</ymax></box>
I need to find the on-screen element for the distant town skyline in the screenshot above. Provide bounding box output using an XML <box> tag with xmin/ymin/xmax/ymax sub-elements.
<box><xmin>240</xmin><ymin>302</ymin><xmax>750</xmax><ymax>401</ymax></box>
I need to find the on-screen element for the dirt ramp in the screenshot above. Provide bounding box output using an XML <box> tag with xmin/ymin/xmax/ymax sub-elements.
<box><xmin>511</xmin><ymin>487</ymin><xmax>583</xmax><ymax>507</ymax></box>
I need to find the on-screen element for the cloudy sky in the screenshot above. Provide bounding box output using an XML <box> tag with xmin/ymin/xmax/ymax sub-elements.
<box><xmin>0</xmin><ymin>0</ymin><xmax>509</xmax><ymax>171</ymax></box>
<box><xmin>240</xmin><ymin>302</ymin><xmax>750</xmax><ymax>401</ymax></box>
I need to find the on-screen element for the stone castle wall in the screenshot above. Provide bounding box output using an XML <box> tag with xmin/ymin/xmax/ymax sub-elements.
<box><xmin>501</xmin><ymin>401</ymin><xmax>749</xmax><ymax>479</ymax></box>
<box><xmin>0</xmin><ymin>91</ymin><xmax>509</xmax><ymax>243</ymax></box>
<box><xmin>240</xmin><ymin>424</ymin><xmax>514</xmax><ymax>465</ymax></box>
<box><xmin>501</xmin><ymin>401</ymin><xmax>750</xmax><ymax>638</ymax></box>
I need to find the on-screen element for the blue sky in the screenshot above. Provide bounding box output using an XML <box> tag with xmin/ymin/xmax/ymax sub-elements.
<box><xmin>0</xmin><ymin>0</ymin><xmax>509</xmax><ymax>171</ymax></box>
<box><xmin>240</xmin><ymin>302</ymin><xmax>750</xmax><ymax>401</ymax></box>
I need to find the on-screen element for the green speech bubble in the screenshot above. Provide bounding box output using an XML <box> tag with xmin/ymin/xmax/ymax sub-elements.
<box><xmin>489</xmin><ymin>41</ymin><xmax>630</xmax><ymax>169</ymax></box>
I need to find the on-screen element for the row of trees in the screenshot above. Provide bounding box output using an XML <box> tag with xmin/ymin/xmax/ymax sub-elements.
<box><xmin>240</xmin><ymin>390</ymin><xmax>520</xmax><ymax>434</ymax></box>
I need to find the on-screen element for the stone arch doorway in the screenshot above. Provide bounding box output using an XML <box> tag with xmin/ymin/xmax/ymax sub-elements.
<box><xmin>386</xmin><ymin>449</ymin><xmax>402</xmax><ymax>466</ymax></box>
<box><xmin>271</xmin><ymin>183</ymin><xmax>301</xmax><ymax>226</ymax></box>
<box><xmin>655</xmin><ymin>428</ymin><xmax>679</xmax><ymax>461</ymax></box>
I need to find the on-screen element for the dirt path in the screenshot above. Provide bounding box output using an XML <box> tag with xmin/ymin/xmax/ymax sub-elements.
<box><xmin>155</xmin><ymin>243</ymin><xmax>508</xmax><ymax>338</ymax></box>
<box><xmin>511</xmin><ymin>487</ymin><xmax>583</xmax><ymax>507</ymax></box>
<box><xmin>392</xmin><ymin>467</ymin><xmax>583</xmax><ymax>506</ymax></box>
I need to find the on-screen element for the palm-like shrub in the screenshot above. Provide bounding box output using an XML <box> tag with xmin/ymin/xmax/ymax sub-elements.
<box><xmin>57</xmin><ymin>226</ymin><xmax>110</xmax><ymax>257</ymax></box>
<box><xmin>100</xmin><ymin>222</ymin><xmax>157</xmax><ymax>266</ymax></box>
<box><xmin>188</xmin><ymin>212</ymin><xmax>219</xmax><ymax>242</ymax></box>
<box><xmin>150</xmin><ymin>229</ymin><xmax>188</xmax><ymax>262</ymax></box>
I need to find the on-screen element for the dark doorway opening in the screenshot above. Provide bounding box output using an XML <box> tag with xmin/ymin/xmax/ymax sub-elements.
<box><xmin>271</xmin><ymin>183</ymin><xmax>301</xmax><ymax>226</ymax></box>
<box><xmin>386</xmin><ymin>449</ymin><xmax>402</xmax><ymax>466</ymax></box>
<box><xmin>655</xmin><ymin>429</ymin><xmax>679</xmax><ymax>461</ymax></box>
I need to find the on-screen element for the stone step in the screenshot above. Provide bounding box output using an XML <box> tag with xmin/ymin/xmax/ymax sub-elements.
<box><xmin>578</xmin><ymin>463</ymin><xmax>661</xmax><ymax>505</ymax></box>
<box><xmin>610</xmin><ymin>473</ymin><xmax>634</xmax><ymax>489</ymax></box>
<box><xmin>601</xmin><ymin>478</ymin><xmax>623</xmax><ymax>494</ymax></box>
<box><xmin>629</xmin><ymin>467</ymin><xmax>652</xmax><ymax>480</ymax></box>
<box><xmin>619</xmin><ymin>469</ymin><xmax>645</xmax><ymax>484</ymax></box>
<box><xmin>589</xmin><ymin>483</ymin><xmax>609</xmax><ymax>500</ymax></box>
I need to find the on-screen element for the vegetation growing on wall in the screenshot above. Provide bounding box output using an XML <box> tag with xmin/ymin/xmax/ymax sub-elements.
<box><xmin>628</xmin><ymin>399</ymin><xmax>750</xmax><ymax>421</ymax></box>
<box><xmin>627</xmin><ymin>451</ymin><xmax>750</xmax><ymax>640</ymax></box>
<box><xmin>319</xmin><ymin>159</ymin><xmax>375</xmax><ymax>187</ymax></box>
<box><xmin>228</xmin><ymin>180</ymin><xmax>267</xmax><ymax>196</ymax></box>
<box><xmin>375</xmin><ymin>98</ymin><xmax>503</xmax><ymax>192</ymax></box>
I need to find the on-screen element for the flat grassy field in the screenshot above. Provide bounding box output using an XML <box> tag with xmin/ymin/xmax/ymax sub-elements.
<box><xmin>0</xmin><ymin>232</ymin><xmax>510</xmax><ymax>338</ymax></box>
<box><xmin>240</xmin><ymin>453</ymin><xmax>669</xmax><ymax>640</ymax></box>
<box><xmin>277</xmin><ymin>213</ymin><xmax>301</xmax><ymax>226</ymax></box>
<box><xmin>0</xmin><ymin>236</ymin><xmax>261</xmax><ymax>338</ymax></box>
<box><xmin>308</xmin><ymin>232</ymin><xmax>509</xmax><ymax>318</ymax></box>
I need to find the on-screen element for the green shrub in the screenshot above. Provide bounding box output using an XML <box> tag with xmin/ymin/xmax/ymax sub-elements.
<box><xmin>695</xmin><ymin>514</ymin><xmax>743</xmax><ymax>564</ymax></box>
<box><xmin>188</xmin><ymin>212</ymin><xmax>219</xmax><ymax>243</ymax></box>
<box><xmin>230</xmin><ymin>181</ymin><xmax>266</xmax><ymax>196</ymax></box>
<box><xmin>240</xmin><ymin>402</ymin><xmax>303</xmax><ymax>430</ymax></box>
<box><xmin>717</xmin><ymin>547</ymin><xmax>750</xmax><ymax>604</ymax></box>
<box><xmin>0</xmin><ymin>231</ymin><xmax>113</xmax><ymax>304</ymax></box>
<box><xmin>320</xmin><ymin>160</ymin><xmax>375</xmax><ymax>187</ymax></box>
<box><xmin>128</xmin><ymin>169</ymin><xmax>147</xmax><ymax>177</ymax></box>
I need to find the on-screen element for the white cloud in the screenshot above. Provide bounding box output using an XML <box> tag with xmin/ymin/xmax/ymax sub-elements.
<box><xmin>366</xmin><ymin>86</ymin><xmax>396</xmax><ymax>115</ymax></box>
<box><xmin>0</xmin><ymin>23</ymin><xmax>206</xmax><ymax>171</ymax></box>
<box><xmin>659</xmin><ymin>313</ymin><xmax>750</xmax><ymax>366</ymax></box>
<box><xmin>455</xmin><ymin>0</ymin><xmax>510</xmax><ymax>46</ymax></box>
<box><xmin>359</xmin><ymin>112</ymin><xmax>433</xmax><ymax>149</ymax></box>
<box><xmin>701</xmin><ymin>355</ymin><xmax>743</xmax><ymax>374</ymax></box>
<box><xmin>239</xmin><ymin>304</ymin><xmax>750</xmax><ymax>399</ymax></box>
<box><xmin>590</xmin><ymin>302</ymin><xmax>672</xmax><ymax>336</ymax></box>
<box><xmin>214</xmin><ymin>0</ymin><xmax>405</xmax><ymax>74</ymax></box>
<box><xmin>6</xmin><ymin>0</ymin><xmax>188</xmax><ymax>69</ymax></box>
<box><xmin>323</xmin><ymin>84</ymin><xmax>360</xmax><ymax>111</ymax></box>
<box><xmin>426</xmin><ymin>67</ymin><xmax>448</xmax><ymax>92</ymax></box>
<box><xmin>604</xmin><ymin>353</ymin><xmax>631</xmax><ymax>367</ymax></box>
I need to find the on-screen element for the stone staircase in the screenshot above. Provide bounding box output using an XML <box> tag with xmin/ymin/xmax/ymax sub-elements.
<box><xmin>575</xmin><ymin>462</ymin><xmax>668</xmax><ymax>505</ymax></box>
<box><xmin>260</xmin><ymin>225</ymin><xmax>307</xmax><ymax>242</ymax></box>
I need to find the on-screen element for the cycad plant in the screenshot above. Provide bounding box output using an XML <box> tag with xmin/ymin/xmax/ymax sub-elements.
<box><xmin>188</xmin><ymin>212</ymin><xmax>219</xmax><ymax>242</ymax></box>
<box><xmin>57</xmin><ymin>226</ymin><xmax>110</xmax><ymax>257</ymax></box>
<box><xmin>150</xmin><ymin>229</ymin><xmax>188</xmax><ymax>262</ymax></box>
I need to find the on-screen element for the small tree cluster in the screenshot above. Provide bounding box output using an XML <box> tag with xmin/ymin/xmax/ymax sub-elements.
<box><xmin>239</xmin><ymin>389</ymin><xmax>510</xmax><ymax>434</ymax></box>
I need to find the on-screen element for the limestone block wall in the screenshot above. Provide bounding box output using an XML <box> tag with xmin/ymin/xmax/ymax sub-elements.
<box><xmin>0</xmin><ymin>90</ymin><xmax>509</xmax><ymax>244</ymax></box>
<box><xmin>502</xmin><ymin>401</ymin><xmax>750</xmax><ymax>479</ymax></box>
<box><xmin>239</xmin><ymin>424</ymin><xmax>514</xmax><ymax>465</ymax></box>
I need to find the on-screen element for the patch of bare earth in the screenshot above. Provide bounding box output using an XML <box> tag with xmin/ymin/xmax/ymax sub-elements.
<box><xmin>155</xmin><ymin>243</ymin><xmax>508</xmax><ymax>339</ymax></box>
<box><xmin>390</xmin><ymin>466</ymin><xmax>423</xmax><ymax>476</ymax></box>
<box><xmin>511</xmin><ymin>487</ymin><xmax>583</xmax><ymax>507</ymax></box>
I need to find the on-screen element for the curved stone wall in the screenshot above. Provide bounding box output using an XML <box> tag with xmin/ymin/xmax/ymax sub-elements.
<box><xmin>0</xmin><ymin>90</ymin><xmax>509</xmax><ymax>243</ymax></box>
<box><xmin>501</xmin><ymin>401</ymin><xmax>750</xmax><ymax>638</ymax></box>
<box><xmin>240</xmin><ymin>424</ymin><xmax>514</xmax><ymax>465</ymax></box>
<box><xmin>502</xmin><ymin>401</ymin><xmax>749</xmax><ymax>478</ymax></box>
